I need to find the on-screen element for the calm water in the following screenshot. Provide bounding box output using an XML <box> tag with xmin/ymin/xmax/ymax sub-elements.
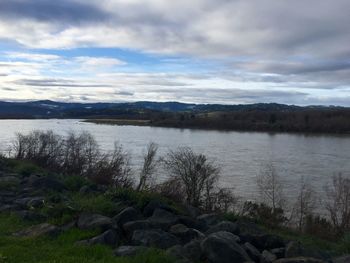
<box><xmin>0</xmin><ymin>119</ymin><xmax>349</xmax><ymax>203</ymax></box>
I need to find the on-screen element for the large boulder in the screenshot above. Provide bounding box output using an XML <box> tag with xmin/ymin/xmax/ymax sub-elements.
<box><xmin>148</xmin><ymin>208</ymin><xmax>179</xmax><ymax>229</ymax></box>
<box><xmin>201</xmin><ymin>231</ymin><xmax>251</xmax><ymax>263</ymax></box>
<box><xmin>114</xmin><ymin>246</ymin><xmax>147</xmax><ymax>257</ymax></box>
<box><xmin>184</xmin><ymin>239</ymin><xmax>203</xmax><ymax>262</ymax></box>
<box><xmin>13</xmin><ymin>223</ymin><xmax>60</xmax><ymax>238</ymax></box>
<box><xmin>261</xmin><ymin>250</ymin><xmax>277</xmax><ymax>263</ymax></box>
<box><xmin>196</xmin><ymin>214</ymin><xmax>221</xmax><ymax>231</ymax></box>
<box><xmin>114</xmin><ymin>207</ymin><xmax>142</xmax><ymax>227</ymax></box>
<box><xmin>205</xmin><ymin>221</ymin><xmax>239</xmax><ymax>235</ymax></box>
<box><xmin>15</xmin><ymin>210</ymin><xmax>46</xmax><ymax>221</ymax></box>
<box><xmin>143</xmin><ymin>200</ymin><xmax>175</xmax><ymax>217</ymax></box>
<box><xmin>76</xmin><ymin>229</ymin><xmax>119</xmax><ymax>246</ymax></box>
<box><xmin>166</xmin><ymin>245</ymin><xmax>189</xmax><ymax>261</ymax></box>
<box><xmin>169</xmin><ymin>224</ymin><xmax>205</xmax><ymax>244</ymax></box>
<box><xmin>14</xmin><ymin>197</ymin><xmax>45</xmax><ymax>209</ymax></box>
<box><xmin>243</xmin><ymin>242</ymin><xmax>261</xmax><ymax>262</ymax></box>
<box><xmin>77</xmin><ymin>213</ymin><xmax>113</xmax><ymax>230</ymax></box>
<box><xmin>131</xmin><ymin>229</ymin><xmax>179</xmax><ymax>249</ymax></box>
<box><xmin>123</xmin><ymin>220</ymin><xmax>164</xmax><ymax>236</ymax></box>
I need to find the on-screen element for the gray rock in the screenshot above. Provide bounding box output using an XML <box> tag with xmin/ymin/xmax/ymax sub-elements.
<box><xmin>77</xmin><ymin>213</ymin><xmax>113</xmax><ymax>230</ymax></box>
<box><xmin>243</xmin><ymin>242</ymin><xmax>261</xmax><ymax>262</ymax></box>
<box><xmin>132</xmin><ymin>229</ymin><xmax>179</xmax><ymax>249</ymax></box>
<box><xmin>123</xmin><ymin>220</ymin><xmax>163</xmax><ymax>236</ymax></box>
<box><xmin>114</xmin><ymin>246</ymin><xmax>146</xmax><ymax>257</ymax></box>
<box><xmin>0</xmin><ymin>176</ymin><xmax>20</xmax><ymax>185</ymax></box>
<box><xmin>143</xmin><ymin>200</ymin><xmax>174</xmax><ymax>217</ymax></box>
<box><xmin>170</xmin><ymin>224</ymin><xmax>205</xmax><ymax>244</ymax></box>
<box><xmin>261</xmin><ymin>250</ymin><xmax>277</xmax><ymax>263</ymax></box>
<box><xmin>184</xmin><ymin>239</ymin><xmax>203</xmax><ymax>262</ymax></box>
<box><xmin>196</xmin><ymin>214</ymin><xmax>221</xmax><ymax>230</ymax></box>
<box><xmin>205</xmin><ymin>221</ymin><xmax>239</xmax><ymax>235</ymax></box>
<box><xmin>271</xmin><ymin>248</ymin><xmax>285</xmax><ymax>258</ymax></box>
<box><xmin>274</xmin><ymin>257</ymin><xmax>326</xmax><ymax>263</ymax></box>
<box><xmin>201</xmin><ymin>231</ymin><xmax>251</xmax><ymax>263</ymax></box>
<box><xmin>14</xmin><ymin>197</ymin><xmax>44</xmax><ymax>209</ymax></box>
<box><xmin>148</xmin><ymin>208</ymin><xmax>179</xmax><ymax>229</ymax></box>
<box><xmin>13</xmin><ymin>223</ymin><xmax>60</xmax><ymax>237</ymax></box>
<box><xmin>333</xmin><ymin>255</ymin><xmax>350</xmax><ymax>263</ymax></box>
<box><xmin>76</xmin><ymin>229</ymin><xmax>119</xmax><ymax>246</ymax></box>
<box><xmin>113</xmin><ymin>207</ymin><xmax>142</xmax><ymax>227</ymax></box>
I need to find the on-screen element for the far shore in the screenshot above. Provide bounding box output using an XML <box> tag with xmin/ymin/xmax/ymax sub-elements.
<box><xmin>83</xmin><ymin>119</ymin><xmax>151</xmax><ymax>126</ymax></box>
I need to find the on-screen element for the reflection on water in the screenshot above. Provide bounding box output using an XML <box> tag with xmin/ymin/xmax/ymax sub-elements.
<box><xmin>0</xmin><ymin>119</ymin><xmax>349</xmax><ymax>202</ymax></box>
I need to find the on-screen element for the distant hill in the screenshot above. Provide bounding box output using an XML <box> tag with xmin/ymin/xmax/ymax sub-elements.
<box><xmin>0</xmin><ymin>100</ymin><xmax>345</xmax><ymax>119</ymax></box>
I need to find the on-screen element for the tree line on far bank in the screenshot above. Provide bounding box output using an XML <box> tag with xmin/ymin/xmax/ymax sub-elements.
<box><xmin>2</xmin><ymin>130</ymin><xmax>350</xmax><ymax>242</ymax></box>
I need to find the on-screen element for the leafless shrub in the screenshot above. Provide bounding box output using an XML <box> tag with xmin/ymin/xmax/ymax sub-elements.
<box><xmin>157</xmin><ymin>177</ymin><xmax>185</xmax><ymax>203</ymax></box>
<box><xmin>290</xmin><ymin>176</ymin><xmax>317</xmax><ymax>232</ymax></box>
<box><xmin>137</xmin><ymin>142</ymin><xmax>158</xmax><ymax>191</ymax></box>
<box><xmin>162</xmin><ymin>147</ymin><xmax>220</xmax><ymax>208</ymax></box>
<box><xmin>256</xmin><ymin>162</ymin><xmax>285</xmax><ymax>212</ymax></box>
<box><xmin>61</xmin><ymin>131</ymin><xmax>100</xmax><ymax>176</ymax></box>
<box><xmin>88</xmin><ymin>143</ymin><xmax>133</xmax><ymax>188</ymax></box>
<box><xmin>208</xmin><ymin>188</ymin><xmax>239</xmax><ymax>213</ymax></box>
<box><xmin>324</xmin><ymin>173</ymin><xmax>350</xmax><ymax>235</ymax></box>
<box><xmin>11</xmin><ymin>130</ymin><xmax>134</xmax><ymax>188</ymax></box>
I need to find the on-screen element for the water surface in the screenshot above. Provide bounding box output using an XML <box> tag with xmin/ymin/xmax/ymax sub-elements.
<box><xmin>0</xmin><ymin>119</ymin><xmax>349</xmax><ymax>203</ymax></box>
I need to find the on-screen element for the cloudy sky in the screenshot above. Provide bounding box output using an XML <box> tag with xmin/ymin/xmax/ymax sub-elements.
<box><xmin>0</xmin><ymin>0</ymin><xmax>349</xmax><ymax>105</ymax></box>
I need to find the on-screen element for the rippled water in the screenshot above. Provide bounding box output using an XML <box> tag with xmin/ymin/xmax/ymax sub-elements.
<box><xmin>0</xmin><ymin>119</ymin><xmax>349</xmax><ymax>203</ymax></box>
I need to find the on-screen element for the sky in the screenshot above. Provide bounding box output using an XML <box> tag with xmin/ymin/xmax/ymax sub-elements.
<box><xmin>0</xmin><ymin>0</ymin><xmax>349</xmax><ymax>105</ymax></box>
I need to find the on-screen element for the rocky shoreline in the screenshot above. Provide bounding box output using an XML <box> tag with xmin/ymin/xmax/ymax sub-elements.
<box><xmin>0</xmin><ymin>168</ymin><xmax>349</xmax><ymax>263</ymax></box>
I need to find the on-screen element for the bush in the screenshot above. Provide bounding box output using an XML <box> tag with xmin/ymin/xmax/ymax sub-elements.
<box><xmin>242</xmin><ymin>201</ymin><xmax>287</xmax><ymax>228</ymax></box>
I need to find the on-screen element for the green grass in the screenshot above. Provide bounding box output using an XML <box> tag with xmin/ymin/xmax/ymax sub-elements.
<box><xmin>0</xmin><ymin>213</ymin><xmax>175</xmax><ymax>263</ymax></box>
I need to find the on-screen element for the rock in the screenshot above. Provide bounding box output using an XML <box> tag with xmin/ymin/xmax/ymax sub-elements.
<box><xmin>0</xmin><ymin>204</ymin><xmax>19</xmax><ymax>212</ymax></box>
<box><xmin>271</xmin><ymin>248</ymin><xmax>285</xmax><ymax>258</ymax></box>
<box><xmin>184</xmin><ymin>239</ymin><xmax>203</xmax><ymax>262</ymax></box>
<box><xmin>178</xmin><ymin>215</ymin><xmax>202</xmax><ymax>230</ymax></box>
<box><xmin>261</xmin><ymin>250</ymin><xmax>277</xmax><ymax>263</ymax></box>
<box><xmin>14</xmin><ymin>223</ymin><xmax>60</xmax><ymax>237</ymax></box>
<box><xmin>241</xmin><ymin>234</ymin><xmax>284</xmax><ymax>251</ymax></box>
<box><xmin>15</xmin><ymin>210</ymin><xmax>46</xmax><ymax>221</ymax></box>
<box><xmin>333</xmin><ymin>255</ymin><xmax>350</xmax><ymax>263</ymax></box>
<box><xmin>148</xmin><ymin>208</ymin><xmax>179</xmax><ymax>229</ymax></box>
<box><xmin>143</xmin><ymin>200</ymin><xmax>174</xmax><ymax>217</ymax></box>
<box><xmin>77</xmin><ymin>213</ymin><xmax>113</xmax><ymax>230</ymax></box>
<box><xmin>29</xmin><ymin>176</ymin><xmax>66</xmax><ymax>192</ymax></box>
<box><xmin>113</xmin><ymin>207</ymin><xmax>142</xmax><ymax>227</ymax></box>
<box><xmin>114</xmin><ymin>246</ymin><xmax>146</xmax><ymax>257</ymax></box>
<box><xmin>205</xmin><ymin>221</ymin><xmax>239</xmax><ymax>235</ymax></box>
<box><xmin>196</xmin><ymin>214</ymin><xmax>221</xmax><ymax>230</ymax></box>
<box><xmin>274</xmin><ymin>257</ymin><xmax>325</xmax><ymax>263</ymax></box>
<box><xmin>123</xmin><ymin>220</ymin><xmax>163</xmax><ymax>236</ymax></box>
<box><xmin>76</xmin><ymin>229</ymin><xmax>119</xmax><ymax>246</ymax></box>
<box><xmin>27</xmin><ymin>197</ymin><xmax>45</xmax><ymax>208</ymax></box>
<box><xmin>131</xmin><ymin>229</ymin><xmax>179</xmax><ymax>249</ymax></box>
<box><xmin>201</xmin><ymin>231</ymin><xmax>251</xmax><ymax>263</ymax></box>
<box><xmin>243</xmin><ymin>242</ymin><xmax>261</xmax><ymax>262</ymax></box>
<box><xmin>169</xmin><ymin>224</ymin><xmax>205</xmax><ymax>244</ymax></box>
<box><xmin>61</xmin><ymin>221</ymin><xmax>76</xmax><ymax>231</ymax></box>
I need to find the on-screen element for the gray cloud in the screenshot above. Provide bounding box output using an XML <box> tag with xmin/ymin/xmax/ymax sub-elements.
<box><xmin>115</xmin><ymin>91</ymin><xmax>134</xmax><ymax>96</ymax></box>
<box><xmin>0</xmin><ymin>0</ymin><xmax>110</xmax><ymax>25</ymax></box>
<box><xmin>15</xmin><ymin>78</ymin><xmax>112</xmax><ymax>88</ymax></box>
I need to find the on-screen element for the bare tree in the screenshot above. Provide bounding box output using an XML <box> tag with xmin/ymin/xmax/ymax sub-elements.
<box><xmin>162</xmin><ymin>147</ymin><xmax>220</xmax><ymax>208</ymax></box>
<box><xmin>324</xmin><ymin>173</ymin><xmax>350</xmax><ymax>234</ymax></box>
<box><xmin>291</xmin><ymin>176</ymin><xmax>316</xmax><ymax>232</ymax></box>
<box><xmin>137</xmin><ymin>142</ymin><xmax>158</xmax><ymax>191</ymax></box>
<box><xmin>256</xmin><ymin>162</ymin><xmax>285</xmax><ymax>212</ymax></box>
